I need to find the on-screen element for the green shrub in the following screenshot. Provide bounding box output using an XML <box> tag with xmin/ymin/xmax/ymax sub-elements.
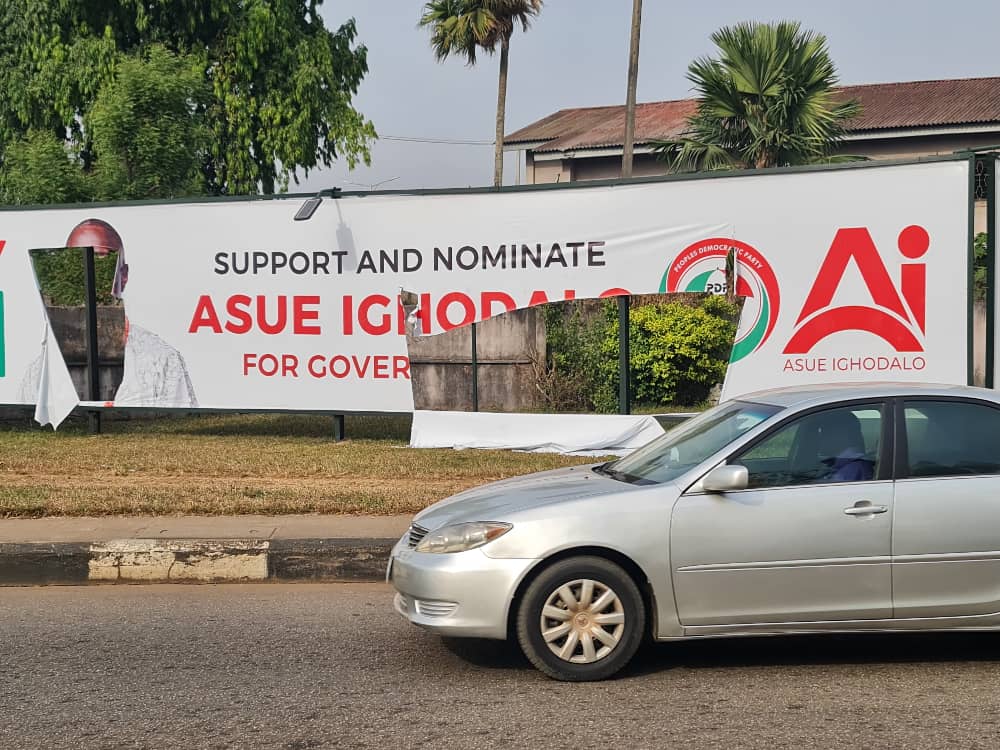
<box><xmin>541</xmin><ymin>300</ymin><xmax>615</xmax><ymax>412</ymax></box>
<box><xmin>606</xmin><ymin>296</ymin><xmax>740</xmax><ymax>408</ymax></box>
<box><xmin>540</xmin><ymin>295</ymin><xmax>740</xmax><ymax>412</ymax></box>
<box><xmin>974</xmin><ymin>232</ymin><xmax>987</xmax><ymax>302</ymax></box>
<box><xmin>30</xmin><ymin>249</ymin><xmax>120</xmax><ymax>306</ymax></box>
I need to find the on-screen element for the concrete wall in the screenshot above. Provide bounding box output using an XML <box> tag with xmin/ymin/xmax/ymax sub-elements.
<box><xmin>526</xmin><ymin>154</ymin><xmax>570</xmax><ymax>184</ymax></box>
<box><xmin>43</xmin><ymin>305</ymin><xmax>547</xmax><ymax>412</ymax></box>
<box><xmin>528</xmin><ymin>152</ymin><xmax>665</xmax><ymax>184</ymax></box>
<box><xmin>844</xmin><ymin>132</ymin><xmax>1000</xmax><ymax>160</ymax></box>
<box><xmin>48</xmin><ymin>306</ymin><xmax>126</xmax><ymax>402</ymax></box>
<box><xmin>407</xmin><ymin>307</ymin><xmax>546</xmax><ymax>411</ymax></box>
<box><xmin>563</xmin><ymin>153</ymin><xmax>667</xmax><ymax>182</ymax></box>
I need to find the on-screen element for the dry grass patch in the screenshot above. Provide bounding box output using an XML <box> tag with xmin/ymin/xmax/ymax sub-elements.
<box><xmin>0</xmin><ymin>413</ymin><xmax>600</xmax><ymax>517</ymax></box>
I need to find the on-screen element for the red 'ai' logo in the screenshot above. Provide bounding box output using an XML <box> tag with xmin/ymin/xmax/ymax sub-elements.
<box><xmin>783</xmin><ymin>226</ymin><xmax>928</xmax><ymax>354</ymax></box>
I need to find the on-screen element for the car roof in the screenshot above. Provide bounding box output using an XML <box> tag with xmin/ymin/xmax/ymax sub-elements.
<box><xmin>735</xmin><ymin>382</ymin><xmax>1000</xmax><ymax>410</ymax></box>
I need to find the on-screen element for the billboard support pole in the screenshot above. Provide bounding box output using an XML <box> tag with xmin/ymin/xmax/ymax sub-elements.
<box><xmin>471</xmin><ymin>322</ymin><xmax>479</xmax><ymax>412</ymax></box>
<box><xmin>968</xmin><ymin>153</ymin><xmax>979</xmax><ymax>386</ymax></box>
<box><xmin>986</xmin><ymin>156</ymin><xmax>996</xmax><ymax>389</ymax></box>
<box><xmin>83</xmin><ymin>247</ymin><xmax>101</xmax><ymax>435</ymax></box>
<box><xmin>618</xmin><ymin>295</ymin><xmax>630</xmax><ymax>414</ymax></box>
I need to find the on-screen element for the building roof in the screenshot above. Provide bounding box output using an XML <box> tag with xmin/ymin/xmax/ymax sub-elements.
<box><xmin>506</xmin><ymin>77</ymin><xmax>1000</xmax><ymax>153</ymax></box>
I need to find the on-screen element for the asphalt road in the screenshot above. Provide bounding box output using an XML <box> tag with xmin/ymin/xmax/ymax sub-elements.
<box><xmin>3</xmin><ymin>584</ymin><xmax>1000</xmax><ymax>750</ymax></box>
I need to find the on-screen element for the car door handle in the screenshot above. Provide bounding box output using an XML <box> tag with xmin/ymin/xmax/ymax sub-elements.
<box><xmin>843</xmin><ymin>502</ymin><xmax>888</xmax><ymax>516</ymax></box>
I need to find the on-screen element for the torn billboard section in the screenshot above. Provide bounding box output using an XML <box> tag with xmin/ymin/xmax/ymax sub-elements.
<box><xmin>402</xmin><ymin>160</ymin><xmax>970</xmax><ymax>402</ymax></box>
<box><xmin>0</xmin><ymin>158</ymin><xmax>972</xmax><ymax>428</ymax></box>
<box><xmin>0</xmin><ymin>240</ymin><xmax>79</xmax><ymax>428</ymax></box>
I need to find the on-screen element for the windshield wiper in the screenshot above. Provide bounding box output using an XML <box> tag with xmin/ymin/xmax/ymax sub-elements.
<box><xmin>593</xmin><ymin>462</ymin><xmax>616</xmax><ymax>478</ymax></box>
<box><xmin>593</xmin><ymin>462</ymin><xmax>631</xmax><ymax>483</ymax></box>
<box><xmin>593</xmin><ymin>461</ymin><xmax>661</xmax><ymax>486</ymax></box>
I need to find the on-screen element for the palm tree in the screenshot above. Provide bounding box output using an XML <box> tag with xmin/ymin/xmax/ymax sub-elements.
<box><xmin>654</xmin><ymin>21</ymin><xmax>861</xmax><ymax>171</ymax></box>
<box><xmin>420</xmin><ymin>0</ymin><xmax>543</xmax><ymax>187</ymax></box>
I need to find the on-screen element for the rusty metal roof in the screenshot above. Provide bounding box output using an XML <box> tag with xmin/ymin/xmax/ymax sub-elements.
<box><xmin>506</xmin><ymin>77</ymin><xmax>1000</xmax><ymax>153</ymax></box>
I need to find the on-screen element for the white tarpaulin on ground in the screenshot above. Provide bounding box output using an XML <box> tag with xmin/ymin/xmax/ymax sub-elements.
<box><xmin>0</xmin><ymin>157</ymin><xmax>972</xmax><ymax>427</ymax></box>
<box><xmin>409</xmin><ymin>410</ymin><xmax>665</xmax><ymax>456</ymax></box>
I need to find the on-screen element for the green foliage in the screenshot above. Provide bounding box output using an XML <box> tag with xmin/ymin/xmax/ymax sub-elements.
<box><xmin>420</xmin><ymin>0</ymin><xmax>543</xmax><ymax>62</ymax></box>
<box><xmin>654</xmin><ymin>21</ymin><xmax>861</xmax><ymax>171</ymax></box>
<box><xmin>30</xmin><ymin>250</ymin><xmax>120</xmax><ymax>306</ymax></box>
<box><xmin>0</xmin><ymin>0</ymin><xmax>375</xmax><ymax>199</ymax></box>
<box><xmin>974</xmin><ymin>232</ymin><xmax>988</xmax><ymax>302</ymax></box>
<box><xmin>541</xmin><ymin>301</ymin><xmax>617</xmax><ymax>412</ymax></box>
<box><xmin>87</xmin><ymin>45</ymin><xmax>208</xmax><ymax>200</ymax></box>
<box><xmin>610</xmin><ymin>297</ymin><xmax>741</xmax><ymax>408</ymax></box>
<box><xmin>1</xmin><ymin>1</ymin><xmax>375</xmax><ymax>305</ymax></box>
<box><xmin>541</xmin><ymin>296</ymin><xmax>740</xmax><ymax>412</ymax></box>
<box><xmin>0</xmin><ymin>131</ymin><xmax>88</xmax><ymax>205</ymax></box>
<box><xmin>203</xmin><ymin>7</ymin><xmax>376</xmax><ymax>194</ymax></box>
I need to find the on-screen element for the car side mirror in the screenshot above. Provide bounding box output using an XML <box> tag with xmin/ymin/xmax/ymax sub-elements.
<box><xmin>702</xmin><ymin>465</ymin><xmax>748</xmax><ymax>493</ymax></box>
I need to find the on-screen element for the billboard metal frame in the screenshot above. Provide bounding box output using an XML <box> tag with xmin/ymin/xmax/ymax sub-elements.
<box><xmin>0</xmin><ymin>152</ymin><xmax>982</xmax><ymax>432</ymax></box>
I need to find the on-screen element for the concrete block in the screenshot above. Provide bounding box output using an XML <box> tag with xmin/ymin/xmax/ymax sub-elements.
<box><xmin>88</xmin><ymin>540</ymin><xmax>269</xmax><ymax>582</ymax></box>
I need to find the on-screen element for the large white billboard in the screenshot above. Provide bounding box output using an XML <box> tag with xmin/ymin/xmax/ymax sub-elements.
<box><xmin>0</xmin><ymin>158</ymin><xmax>972</xmax><ymax>425</ymax></box>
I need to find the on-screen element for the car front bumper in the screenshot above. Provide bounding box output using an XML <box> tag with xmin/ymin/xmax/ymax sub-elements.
<box><xmin>388</xmin><ymin>536</ymin><xmax>535</xmax><ymax>640</ymax></box>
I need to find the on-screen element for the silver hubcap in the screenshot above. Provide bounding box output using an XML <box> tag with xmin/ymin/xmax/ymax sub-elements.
<box><xmin>539</xmin><ymin>578</ymin><xmax>625</xmax><ymax>664</ymax></box>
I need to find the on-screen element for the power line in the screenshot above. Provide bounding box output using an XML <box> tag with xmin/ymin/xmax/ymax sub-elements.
<box><xmin>381</xmin><ymin>134</ymin><xmax>494</xmax><ymax>146</ymax></box>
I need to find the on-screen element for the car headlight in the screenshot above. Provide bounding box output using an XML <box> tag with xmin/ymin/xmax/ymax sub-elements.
<box><xmin>414</xmin><ymin>522</ymin><xmax>513</xmax><ymax>554</ymax></box>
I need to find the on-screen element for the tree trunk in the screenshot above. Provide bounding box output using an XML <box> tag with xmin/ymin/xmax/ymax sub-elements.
<box><xmin>755</xmin><ymin>150</ymin><xmax>774</xmax><ymax>169</ymax></box>
<box><xmin>258</xmin><ymin>154</ymin><xmax>275</xmax><ymax>195</ymax></box>
<box><xmin>621</xmin><ymin>0</ymin><xmax>642</xmax><ymax>178</ymax></box>
<box><xmin>493</xmin><ymin>34</ymin><xmax>510</xmax><ymax>188</ymax></box>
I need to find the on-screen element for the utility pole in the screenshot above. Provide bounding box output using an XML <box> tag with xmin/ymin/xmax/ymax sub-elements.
<box><xmin>618</xmin><ymin>0</ymin><xmax>642</xmax><ymax>415</ymax></box>
<box><xmin>621</xmin><ymin>0</ymin><xmax>643</xmax><ymax>178</ymax></box>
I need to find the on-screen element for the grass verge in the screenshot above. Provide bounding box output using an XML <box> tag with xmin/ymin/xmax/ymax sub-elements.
<box><xmin>0</xmin><ymin>412</ymin><xmax>601</xmax><ymax>518</ymax></box>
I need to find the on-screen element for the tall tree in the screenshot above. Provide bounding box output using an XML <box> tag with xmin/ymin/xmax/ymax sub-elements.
<box><xmin>0</xmin><ymin>0</ymin><xmax>376</xmax><ymax>199</ymax></box>
<box><xmin>0</xmin><ymin>131</ymin><xmax>88</xmax><ymax>206</ymax></box>
<box><xmin>420</xmin><ymin>0</ymin><xmax>543</xmax><ymax>187</ymax></box>
<box><xmin>87</xmin><ymin>45</ymin><xmax>209</xmax><ymax>200</ymax></box>
<box><xmin>654</xmin><ymin>21</ymin><xmax>861</xmax><ymax>171</ymax></box>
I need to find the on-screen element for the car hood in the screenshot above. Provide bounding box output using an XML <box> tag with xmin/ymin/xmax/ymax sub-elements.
<box><xmin>413</xmin><ymin>464</ymin><xmax>641</xmax><ymax>530</ymax></box>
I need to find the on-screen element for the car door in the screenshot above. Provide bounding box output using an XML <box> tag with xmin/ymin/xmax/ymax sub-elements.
<box><xmin>892</xmin><ymin>398</ymin><xmax>1000</xmax><ymax>619</ymax></box>
<box><xmin>671</xmin><ymin>401</ymin><xmax>893</xmax><ymax>627</ymax></box>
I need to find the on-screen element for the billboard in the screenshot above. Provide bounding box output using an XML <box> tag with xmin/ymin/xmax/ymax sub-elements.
<box><xmin>0</xmin><ymin>157</ymin><xmax>972</xmax><ymax>425</ymax></box>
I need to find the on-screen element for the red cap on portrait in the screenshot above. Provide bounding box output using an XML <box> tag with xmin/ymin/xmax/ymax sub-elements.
<box><xmin>66</xmin><ymin>219</ymin><xmax>124</xmax><ymax>257</ymax></box>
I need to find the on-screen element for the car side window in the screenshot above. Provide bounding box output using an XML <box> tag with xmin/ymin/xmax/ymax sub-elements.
<box><xmin>903</xmin><ymin>400</ymin><xmax>1000</xmax><ymax>478</ymax></box>
<box><xmin>732</xmin><ymin>404</ymin><xmax>882</xmax><ymax>489</ymax></box>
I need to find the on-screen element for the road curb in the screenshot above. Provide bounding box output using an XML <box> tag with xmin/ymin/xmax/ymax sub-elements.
<box><xmin>269</xmin><ymin>538</ymin><xmax>397</xmax><ymax>582</ymax></box>
<box><xmin>0</xmin><ymin>537</ymin><xmax>396</xmax><ymax>586</ymax></box>
<box><xmin>0</xmin><ymin>543</ymin><xmax>92</xmax><ymax>585</ymax></box>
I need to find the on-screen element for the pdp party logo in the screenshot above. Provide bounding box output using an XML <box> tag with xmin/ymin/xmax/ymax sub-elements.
<box><xmin>660</xmin><ymin>238</ymin><xmax>780</xmax><ymax>363</ymax></box>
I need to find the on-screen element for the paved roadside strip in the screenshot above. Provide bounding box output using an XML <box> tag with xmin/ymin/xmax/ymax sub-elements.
<box><xmin>0</xmin><ymin>515</ymin><xmax>411</xmax><ymax>586</ymax></box>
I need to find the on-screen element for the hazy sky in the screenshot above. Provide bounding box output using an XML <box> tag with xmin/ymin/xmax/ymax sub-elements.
<box><xmin>299</xmin><ymin>0</ymin><xmax>1000</xmax><ymax>193</ymax></box>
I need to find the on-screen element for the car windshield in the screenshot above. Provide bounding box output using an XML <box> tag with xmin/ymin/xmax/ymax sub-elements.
<box><xmin>598</xmin><ymin>400</ymin><xmax>781</xmax><ymax>485</ymax></box>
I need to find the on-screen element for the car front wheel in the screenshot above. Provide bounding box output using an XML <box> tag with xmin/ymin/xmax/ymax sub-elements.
<box><xmin>516</xmin><ymin>556</ymin><xmax>646</xmax><ymax>681</ymax></box>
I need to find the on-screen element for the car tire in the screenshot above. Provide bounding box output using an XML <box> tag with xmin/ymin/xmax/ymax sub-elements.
<box><xmin>516</xmin><ymin>556</ymin><xmax>646</xmax><ymax>681</ymax></box>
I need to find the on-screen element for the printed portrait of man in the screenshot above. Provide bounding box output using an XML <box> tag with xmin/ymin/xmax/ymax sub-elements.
<box><xmin>19</xmin><ymin>218</ymin><xmax>198</xmax><ymax>408</ymax></box>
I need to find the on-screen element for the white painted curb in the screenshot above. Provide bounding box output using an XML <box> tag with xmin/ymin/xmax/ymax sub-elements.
<box><xmin>88</xmin><ymin>539</ymin><xmax>270</xmax><ymax>582</ymax></box>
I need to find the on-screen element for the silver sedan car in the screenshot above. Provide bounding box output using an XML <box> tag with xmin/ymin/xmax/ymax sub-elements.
<box><xmin>390</xmin><ymin>383</ymin><xmax>1000</xmax><ymax>681</ymax></box>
